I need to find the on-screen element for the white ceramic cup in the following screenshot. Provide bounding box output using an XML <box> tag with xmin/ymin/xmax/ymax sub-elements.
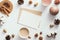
<box><xmin>19</xmin><ymin>27</ymin><xmax>29</xmax><ymax>39</ymax></box>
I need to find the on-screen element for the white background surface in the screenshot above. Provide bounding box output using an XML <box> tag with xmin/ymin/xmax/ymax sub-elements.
<box><xmin>0</xmin><ymin>0</ymin><xmax>60</xmax><ymax>40</ymax></box>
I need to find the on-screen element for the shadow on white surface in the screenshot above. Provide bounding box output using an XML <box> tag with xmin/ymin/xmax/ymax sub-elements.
<box><xmin>14</xmin><ymin>36</ymin><xmax>27</xmax><ymax>40</ymax></box>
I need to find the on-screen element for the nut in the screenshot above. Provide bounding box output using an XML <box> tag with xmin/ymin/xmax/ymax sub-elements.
<box><xmin>49</xmin><ymin>24</ymin><xmax>54</xmax><ymax>28</ymax></box>
<box><xmin>40</xmin><ymin>32</ymin><xmax>42</xmax><ymax>35</ymax></box>
<box><xmin>3</xmin><ymin>29</ymin><xmax>7</xmax><ymax>33</ymax></box>
<box><xmin>39</xmin><ymin>36</ymin><xmax>43</xmax><ymax>40</ymax></box>
<box><xmin>34</xmin><ymin>33</ymin><xmax>38</xmax><ymax>38</ymax></box>
<box><xmin>28</xmin><ymin>36</ymin><xmax>31</xmax><ymax>39</ymax></box>
<box><xmin>29</xmin><ymin>0</ymin><xmax>32</xmax><ymax>4</ymax></box>
<box><xmin>11</xmin><ymin>34</ymin><xmax>15</xmax><ymax>38</ymax></box>
<box><xmin>34</xmin><ymin>2</ymin><xmax>38</xmax><ymax>7</ymax></box>
<box><xmin>54</xmin><ymin>0</ymin><xmax>59</xmax><ymax>5</ymax></box>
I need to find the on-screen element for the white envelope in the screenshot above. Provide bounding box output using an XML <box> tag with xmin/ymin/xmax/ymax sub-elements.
<box><xmin>17</xmin><ymin>8</ymin><xmax>42</xmax><ymax>29</ymax></box>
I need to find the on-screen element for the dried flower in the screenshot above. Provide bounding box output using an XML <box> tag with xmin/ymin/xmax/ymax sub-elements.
<box><xmin>47</xmin><ymin>35</ymin><xmax>51</xmax><ymax>38</ymax></box>
<box><xmin>54</xmin><ymin>19</ymin><xmax>60</xmax><ymax>25</ymax></box>
<box><xmin>47</xmin><ymin>32</ymin><xmax>57</xmax><ymax>38</ymax></box>
<box><xmin>5</xmin><ymin>35</ymin><xmax>11</xmax><ymax>40</ymax></box>
<box><xmin>17</xmin><ymin>0</ymin><xmax>24</xmax><ymax>5</ymax></box>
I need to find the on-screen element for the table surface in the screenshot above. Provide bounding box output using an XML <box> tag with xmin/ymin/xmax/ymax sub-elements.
<box><xmin>0</xmin><ymin>0</ymin><xmax>60</xmax><ymax>40</ymax></box>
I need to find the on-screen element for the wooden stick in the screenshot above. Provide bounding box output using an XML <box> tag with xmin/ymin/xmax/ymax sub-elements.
<box><xmin>1</xmin><ymin>4</ymin><xmax>11</xmax><ymax>13</ymax></box>
<box><xmin>20</xmin><ymin>8</ymin><xmax>42</xmax><ymax>16</ymax></box>
<box><xmin>0</xmin><ymin>4</ymin><xmax>11</xmax><ymax>16</ymax></box>
<box><xmin>3</xmin><ymin>0</ymin><xmax>9</xmax><ymax>1</ymax></box>
<box><xmin>1</xmin><ymin>7</ymin><xmax>9</xmax><ymax>16</ymax></box>
<box><xmin>3</xmin><ymin>8</ymin><xmax>9</xmax><ymax>16</ymax></box>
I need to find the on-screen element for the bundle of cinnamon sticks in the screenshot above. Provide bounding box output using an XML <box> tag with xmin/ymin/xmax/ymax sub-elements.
<box><xmin>0</xmin><ymin>0</ymin><xmax>13</xmax><ymax>16</ymax></box>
